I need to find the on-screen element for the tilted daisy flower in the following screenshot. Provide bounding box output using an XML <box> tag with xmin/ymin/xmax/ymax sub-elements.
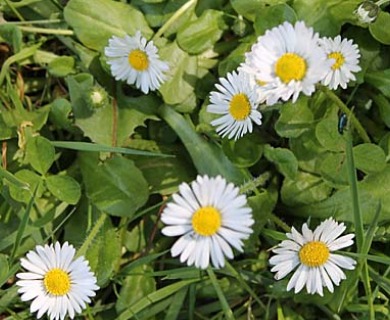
<box><xmin>241</xmin><ymin>21</ymin><xmax>333</xmax><ymax>105</ymax></box>
<box><xmin>104</xmin><ymin>31</ymin><xmax>169</xmax><ymax>94</ymax></box>
<box><xmin>318</xmin><ymin>35</ymin><xmax>361</xmax><ymax>90</ymax></box>
<box><xmin>207</xmin><ymin>70</ymin><xmax>262</xmax><ymax>140</ymax></box>
<box><xmin>16</xmin><ymin>242</ymin><xmax>99</xmax><ymax>320</ymax></box>
<box><xmin>269</xmin><ymin>218</ymin><xmax>356</xmax><ymax>296</ymax></box>
<box><xmin>161</xmin><ymin>175</ymin><xmax>254</xmax><ymax>269</ymax></box>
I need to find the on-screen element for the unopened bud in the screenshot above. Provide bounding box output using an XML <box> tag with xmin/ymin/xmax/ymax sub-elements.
<box><xmin>354</xmin><ymin>1</ymin><xmax>380</xmax><ymax>24</ymax></box>
<box><xmin>87</xmin><ymin>86</ymin><xmax>108</xmax><ymax>109</ymax></box>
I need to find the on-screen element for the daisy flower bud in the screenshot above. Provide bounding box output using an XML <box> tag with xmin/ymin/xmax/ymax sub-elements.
<box><xmin>354</xmin><ymin>1</ymin><xmax>380</xmax><ymax>24</ymax></box>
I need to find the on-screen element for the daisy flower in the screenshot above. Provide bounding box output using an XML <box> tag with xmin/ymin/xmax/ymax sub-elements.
<box><xmin>16</xmin><ymin>242</ymin><xmax>99</xmax><ymax>320</ymax></box>
<box><xmin>207</xmin><ymin>70</ymin><xmax>262</xmax><ymax>140</ymax></box>
<box><xmin>104</xmin><ymin>31</ymin><xmax>169</xmax><ymax>94</ymax></box>
<box><xmin>161</xmin><ymin>175</ymin><xmax>254</xmax><ymax>269</ymax></box>
<box><xmin>318</xmin><ymin>35</ymin><xmax>361</xmax><ymax>90</ymax></box>
<box><xmin>269</xmin><ymin>218</ymin><xmax>356</xmax><ymax>296</ymax></box>
<box><xmin>240</xmin><ymin>21</ymin><xmax>333</xmax><ymax>105</ymax></box>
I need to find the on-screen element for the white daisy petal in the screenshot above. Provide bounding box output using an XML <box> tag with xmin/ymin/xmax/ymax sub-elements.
<box><xmin>207</xmin><ymin>70</ymin><xmax>262</xmax><ymax>140</ymax></box>
<box><xmin>270</xmin><ymin>217</ymin><xmax>356</xmax><ymax>295</ymax></box>
<box><xmin>16</xmin><ymin>242</ymin><xmax>99</xmax><ymax>320</ymax></box>
<box><xmin>240</xmin><ymin>21</ymin><xmax>332</xmax><ymax>105</ymax></box>
<box><xmin>104</xmin><ymin>31</ymin><xmax>168</xmax><ymax>93</ymax></box>
<box><xmin>161</xmin><ymin>175</ymin><xmax>253</xmax><ymax>268</ymax></box>
<box><xmin>318</xmin><ymin>35</ymin><xmax>361</xmax><ymax>90</ymax></box>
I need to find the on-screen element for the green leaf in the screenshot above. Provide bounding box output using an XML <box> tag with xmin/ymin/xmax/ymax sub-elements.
<box><xmin>158</xmin><ymin>105</ymin><xmax>246</xmax><ymax>185</ymax></box>
<box><xmin>79</xmin><ymin>153</ymin><xmax>149</xmax><ymax>217</ymax></box>
<box><xmin>365</xmin><ymin>69</ymin><xmax>390</xmax><ymax>99</ymax></box>
<box><xmin>8</xmin><ymin>170</ymin><xmax>44</xmax><ymax>203</ymax></box>
<box><xmin>64</xmin><ymin>0</ymin><xmax>153</xmax><ymax>51</ymax></box>
<box><xmin>231</xmin><ymin>0</ymin><xmax>287</xmax><ymax>21</ymax></box>
<box><xmin>281</xmin><ymin>171</ymin><xmax>332</xmax><ymax>206</ymax></box>
<box><xmin>159</xmin><ymin>41</ymin><xmax>198</xmax><ymax>111</ymax></box>
<box><xmin>353</xmin><ymin>143</ymin><xmax>386</xmax><ymax>174</ymax></box>
<box><xmin>49</xmin><ymin>98</ymin><xmax>74</xmax><ymax>131</ymax></box>
<box><xmin>222</xmin><ymin>135</ymin><xmax>263</xmax><ymax>168</ymax></box>
<box><xmin>319</xmin><ymin>152</ymin><xmax>349</xmax><ymax>187</ymax></box>
<box><xmin>0</xmin><ymin>24</ymin><xmax>22</xmax><ymax>52</ymax></box>
<box><xmin>315</xmin><ymin>117</ymin><xmax>346</xmax><ymax>152</ymax></box>
<box><xmin>264</xmin><ymin>145</ymin><xmax>298</xmax><ymax>179</ymax></box>
<box><xmin>177</xmin><ymin>9</ymin><xmax>226</xmax><ymax>54</ymax></box>
<box><xmin>295</xmin><ymin>164</ymin><xmax>390</xmax><ymax>223</ymax></box>
<box><xmin>0</xmin><ymin>255</ymin><xmax>9</xmax><ymax>285</ymax></box>
<box><xmin>66</xmin><ymin>74</ymin><xmax>160</xmax><ymax>145</ymax></box>
<box><xmin>116</xmin><ymin>264</ymin><xmax>156</xmax><ymax>313</ymax></box>
<box><xmin>46</xmin><ymin>175</ymin><xmax>81</xmax><ymax>204</ymax></box>
<box><xmin>253</xmin><ymin>3</ymin><xmax>297</xmax><ymax>36</ymax></box>
<box><xmin>275</xmin><ymin>97</ymin><xmax>314</xmax><ymax>138</ymax></box>
<box><xmin>293</xmin><ymin>0</ymin><xmax>357</xmax><ymax>36</ymax></box>
<box><xmin>372</xmin><ymin>94</ymin><xmax>390</xmax><ymax>128</ymax></box>
<box><xmin>85</xmin><ymin>224</ymin><xmax>121</xmax><ymax>287</ymax></box>
<box><xmin>48</xmin><ymin>56</ymin><xmax>76</xmax><ymax>77</ymax></box>
<box><xmin>25</xmin><ymin>136</ymin><xmax>55</xmax><ymax>175</ymax></box>
<box><xmin>369</xmin><ymin>11</ymin><xmax>390</xmax><ymax>45</ymax></box>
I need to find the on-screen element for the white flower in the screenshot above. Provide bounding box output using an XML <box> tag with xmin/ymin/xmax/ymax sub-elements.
<box><xmin>354</xmin><ymin>1</ymin><xmax>379</xmax><ymax>24</ymax></box>
<box><xmin>269</xmin><ymin>218</ymin><xmax>356</xmax><ymax>296</ymax></box>
<box><xmin>240</xmin><ymin>21</ymin><xmax>333</xmax><ymax>106</ymax></box>
<box><xmin>319</xmin><ymin>36</ymin><xmax>361</xmax><ymax>90</ymax></box>
<box><xmin>161</xmin><ymin>175</ymin><xmax>254</xmax><ymax>269</ymax></box>
<box><xmin>16</xmin><ymin>242</ymin><xmax>99</xmax><ymax>320</ymax></box>
<box><xmin>104</xmin><ymin>31</ymin><xmax>169</xmax><ymax>94</ymax></box>
<box><xmin>207</xmin><ymin>71</ymin><xmax>262</xmax><ymax>140</ymax></box>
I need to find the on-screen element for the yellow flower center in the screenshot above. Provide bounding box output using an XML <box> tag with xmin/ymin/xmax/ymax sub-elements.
<box><xmin>192</xmin><ymin>206</ymin><xmax>221</xmax><ymax>236</ymax></box>
<box><xmin>328</xmin><ymin>52</ymin><xmax>345</xmax><ymax>70</ymax></box>
<box><xmin>275</xmin><ymin>53</ymin><xmax>307</xmax><ymax>83</ymax></box>
<box><xmin>44</xmin><ymin>268</ymin><xmax>71</xmax><ymax>296</ymax></box>
<box><xmin>299</xmin><ymin>241</ymin><xmax>330</xmax><ymax>267</ymax></box>
<box><xmin>229</xmin><ymin>93</ymin><xmax>251</xmax><ymax>121</ymax></box>
<box><xmin>128</xmin><ymin>49</ymin><xmax>149</xmax><ymax>71</ymax></box>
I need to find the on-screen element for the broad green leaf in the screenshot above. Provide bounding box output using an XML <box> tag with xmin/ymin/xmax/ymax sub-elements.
<box><xmin>48</xmin><ymin>56</ymin><xmax>76</xmax><ymax>77</ymax></box>
<box><xmin>365</xmin><ymin>69</ymin><xmax>390</xmax><ymax>98</ymax></box>
<box><xmin>0</xmin><ymin>254</ymin><xmax>9</xmax><ymax>286</ymax></box>
<box><xmin>218</xmin><ymin>39</ymin><xmax>253</xmax><ymax>76</ymax></box>
<box><xmin>319</xmin><ymin>152</ymin><xmax>349</xmax><ymax>187</ymax></box>
<box><xmin>372</xmin><ymin>94</ymin><xmax>390</xmax><ymax>128</ymax></box>
<box><xmin>49</xmin><ymin>98</ymin><xmax>74</xmax><ymax>131</ymax></box>
<box><xmin>0</xmin><ymin>24</ymin><xmax>22</xmax><ymax>52</ymax></box>
<box><xmin>177</xmin><ymin>9</ymin><xmax>226</xmax><ymax>54</ymax></box>
<box><xmin>353</xmin><ymin>143</ymin><xmax>386</xmax><ymax>174</ymax></box>
<box><xmin>275</xmin><ymin>97</ymin><xmax>314</xmax><ymax>138</ymax></box>
<box><xmin>8</xmin><ymin>170</ymin><xmax>44</xmax><ymax>204</ymax></box>
<box><xmin>46</xmin><ymin>175</ymin><xmax>81</xmax><ymax>204</ymax></box>
<box><xmin>64</xmin><ymin>0</ymin><xmax>153</xmax><ymax>51</ymax></box>
<box><xmin>79</xmin><ymin>153</ymin><xmax>149</xmax><ymax>217</ymax></box>
<box><xmin>159</xmin><ymin>105</ymin><xmax>246</xmax><ymax>185</ymax></box>
<box><xmin>159</xmin><ymin>41</ymin><xmax>198</xmax><ymax>112</ymax></box>
<box><xmin>295</xmin><ymin>164</ymin><xmax>390</xmax><ymax>223</ymax></box>
<box><xmin>85</xmin><ymin>225</ymin><xmax>121</xmax><ymax>287</ymax></box>
<box><xmin>253</xmin><ymin>3</ymin><xmax>297</xmax><ymax>36</ymax></box>
<box><xmin>25</xmin><ymin>136</ymin><xmax>55</xmax><ymax>175</ymax></box>
<box><xmin>231</xmin><ymin>0</ymin><xmax>287</xmax><ymax>21</ymax></box>
<box><xmin>293</xmin><ymin>0</ymin><xmax>359</xmax><ymax>36</ymax></box>
<box><xmin>281</xmin><ymin>171</ymin><xmax>332</xmax><ymax>206</ymax></box>
<box><xmin>67</xmin><ymin>74</ymin><xmax>160</xmax><ymax>145</ymax></box>
<box><xmin>222</xmin><ymin>135</ymin><xmax>263</xmax><ymax>168</ymax></box>
<box><xmin>116</xmin><ymin>264</ymin><xmax>156</xmax><ymax>313</ymax></box>
<box><xmin>315</xmin><ymin>117</ymin><xmax>346</xmax><ymax>152</ymax></box>
<box><xmin>369</xmin><ymin>11</ymin><xmax>390</xmax><ymax>45</ymax></box>
<box><xmin>264</xmin><ymin>145</ymin><xmax>298</xmax><ymax>179</ymax></box>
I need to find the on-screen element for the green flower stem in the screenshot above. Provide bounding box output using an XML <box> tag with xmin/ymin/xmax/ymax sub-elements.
<box><xmin>76</xmin><ymin>213</ymin><xmax>107</xmax><ymax>258</ymax></box>
<box><xmin>18</xmin><ymin>26</ymin><xmax>74</xmax><ymax>35</ymax></box>
<box><xmin>5</xmin><ymin>19</ymin><xmax>62</xmax><ymax>25</ymax></box>
<box><xmin>206</xmin><ymin>267</ymin><xmax>235</xmax><ymax>320</ymax></box>
<box><xmin>270</xmin><ymin>214</ymin><xmax>290</xmax><ymax>233</ymax></box>
<box><xmin>3</xmin><ymin>0</ymin><xmax>25</xmax><ymax>22</ymax></box>
<box><xmin>320</xmin><ymin>86</ymin><xmax>370</xmax><ymax>143</ymax></box>
<box><xmin>153</xmin><ymin>0</ymin><xmax>197</xmax><ymax>40</ymax></box>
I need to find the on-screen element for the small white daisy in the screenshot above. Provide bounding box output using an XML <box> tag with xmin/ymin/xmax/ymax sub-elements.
<box><xmin>104</xmin><ymin>31</ymin><xmax>169</xmax><ymax>94</ymax></box>
<box><xmin>207</xmin><ymin>70</ymin><xmax>262</xmax><ymax>140</ymax></box>
<box><xmin>269</xmin><ymin>218</ymin><xmax>356</xmax><ymax>296</ymax></box>
<box><xmin>240</xmin><ymin>21</ymin><xmax>333</xmax><ymax>105</ymax></box>
<box><xmin>161</xmin><ymin>175</ymin><xmax>254</xmax><ymax>269</ymax></box>
<box><xmin>318</xmin><ymin>35</ymin><xmax>361</xmax><ymax>90</ymax></box>
<box><xmin>16</xmin><ymin>242</ymin><xmax>99</xmax><ymax>320</ymax></box>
